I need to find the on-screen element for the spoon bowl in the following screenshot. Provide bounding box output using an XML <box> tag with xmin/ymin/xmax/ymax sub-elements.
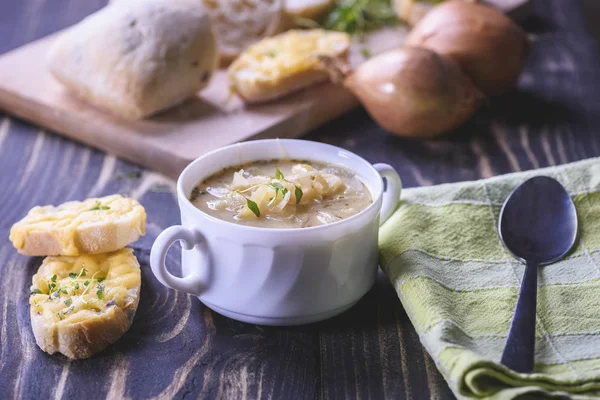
<box><xmin>498</xmin><ymin>176</ymin><xmax>578</xmax><ymax>373</ymax></box>
<box><xmin>499</xmin><ymin>176</ymin><xmax>578</xmax><ymax>264</ymax></box>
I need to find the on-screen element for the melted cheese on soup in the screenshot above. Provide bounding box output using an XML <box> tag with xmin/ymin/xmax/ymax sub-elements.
<box><xmin>190</xmin><ymin>160</ymin><xmax>373</xmax><ymax>228</ymax></box>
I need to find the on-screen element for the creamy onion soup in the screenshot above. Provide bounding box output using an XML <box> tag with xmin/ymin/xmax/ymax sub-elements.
<box><xmin>190</xmin><ymin>160</ymin><xmax>373</xmax><ymax>228</ymax></box>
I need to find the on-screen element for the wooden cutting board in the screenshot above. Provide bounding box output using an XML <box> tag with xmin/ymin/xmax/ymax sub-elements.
<box><xmin>0</xmin><ymin>0</ymin><xmax>530</xmax><ymax>179</ymax></box>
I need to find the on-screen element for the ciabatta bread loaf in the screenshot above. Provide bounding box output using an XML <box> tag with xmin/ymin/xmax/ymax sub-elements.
<box><xmin>48</xmin><ymin>0</ymin><xmax>218</xmax><ymax>119</ymax></box>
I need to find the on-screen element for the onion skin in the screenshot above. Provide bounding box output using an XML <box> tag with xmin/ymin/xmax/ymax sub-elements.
<box><xmin>406</xmin><ymin>1</ymin><xmax>529</xmax><ymax>96</ymax></box>
<box><xmin>343</xmin><ymin>47</ymin><xmax>479</xmax><ymax>138</ymax></box>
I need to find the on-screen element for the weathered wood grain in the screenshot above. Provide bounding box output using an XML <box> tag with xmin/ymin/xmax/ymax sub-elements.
<box><xmin>2</xmin><ymin>1</ymin><xmax>600</xmax><ymax>399</ymax></box>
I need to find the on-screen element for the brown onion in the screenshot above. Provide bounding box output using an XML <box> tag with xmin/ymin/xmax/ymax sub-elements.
<box><xmin>324</xmin><ymin>47</ymin><xmax>479</xmax><ymax>138</ymax></box>
<box><xmin>406</xmin><ymin>1</ymin><xmax>529</xmax><ymax>96</ymax></box>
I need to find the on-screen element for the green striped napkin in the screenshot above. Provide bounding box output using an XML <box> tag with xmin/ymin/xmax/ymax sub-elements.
<box><xmin>379</xmin><ymin>158</ymin><xmax>600</xmax><ymax>400</ymax></box>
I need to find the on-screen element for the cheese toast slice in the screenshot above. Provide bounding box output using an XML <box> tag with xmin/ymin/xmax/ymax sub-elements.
<box><xmin>228</xmin><ymin>29</ymin><xmax>350</xmax><ymax>103</ymax></box>
<box><xmin>10</xmin><ymin>195</ymin><xmax>146</xmax><ymax>257</ymax></box>
<box><xmin>29</xmin><ymin>249</ymin><xmax>141</xmax><ymax>359</ymax></box>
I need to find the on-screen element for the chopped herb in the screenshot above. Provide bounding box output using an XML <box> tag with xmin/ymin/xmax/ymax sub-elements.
<box><xmin>324</xmin><ymin>0</ymin><xmax>398</xmax><ymax>36</ymax></box>
<box><xmin>81</xmin><ymin>267</ymin><xmax>87</xmax><ymax>277</ymax></box>
<box><xmin>74</xmin><ymin>283</ymin><xmax>79</xmax><ymax>290</ymax></box>
<box><xmin>246</xmin><ymin>198</ymin><xmax>260</xmax><ymax>217</ymax></box>
<box><xmin>58</xmin><ymin>306</ymin><xmax>74</xmax><ymax>320</ymax></box>
<box><xmin>281</xmin><ymin>188</ymin><xmax>289</xmax><ymax>196</ymax></box>
<box><xmin>361</xmin><ymin>48</ymin><xmax>371</xmax><ymax>58</ymax></box>
<box><xmin>96</xmin><ymin>283</ymin><xmax>105</xmax><ymax>300</ymax></box>
<box><xmin>51</xmin><ymin>274</ymin><xmax>57</xmax><ymax>282</ymax></box>
<box><xmin>30</xmin><ymin>289</ymin><xmax>42</xmax><ymax>295</ymax></box>
<box><xmin>64</xmin><ymin>298</ymin><xmax>72</xmax><ymax>307</ymax></box>
<box><xmin>265</xmin><ymin>50</ymin><xmax>277</xmax><ymax>58</ymax></box>
<box><xmin>52</xmin><ymin>290</ymin><xmax>60</xmax><ymax>298</ymax></box>
<box><xmin>84</xmin><ymin>281</ymin><xmax>90</xmax><ymax>286</ymax></box>
<box><xmin>61</xmin><ymin>289</ymin><xmax>68</xmax><ymax>294</ymax></box>
<box><xmin>69</xmin><ymin>272</ymin><xmax>77</xmax><ymax>279</ymax></box>
<box><xmin>87</xmin><ymin>200</ymin><xmax>110</xmax><ymax>211</ymax></box>
<box><xmin>97</xmin><ymin>277</ymin><xmax>106</xmax><ymax>283</ymax></box>
<box><xmin>48</xmin><ymin>283</ymin><xmax>57</xmax><ymax>292</ymax></box>
<box><xmin>268</xmin><ymin>182</ymin><xmax>286</xmax><ymax>206</ymax></box>
<box><xmin>275</xmin><ymin>168</ymin><xmax>284</xmax><ymax>180</ymax></box>
<box><xmin>295</xmin><ymin>186</ymin><xmax>303</xmax><ymax>204</ymax></box>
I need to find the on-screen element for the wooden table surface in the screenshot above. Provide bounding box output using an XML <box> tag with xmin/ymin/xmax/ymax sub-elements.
<box><xmin>2</xmin><ymin>1</ymin><xmax>600</xmax><ymax>399</ymax></box>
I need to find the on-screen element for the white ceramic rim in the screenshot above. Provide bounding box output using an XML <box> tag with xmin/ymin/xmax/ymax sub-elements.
<box><xmin>176</xmin><ymin>139</ymin><xmax>385</xmax><ymax>233</ymax></box>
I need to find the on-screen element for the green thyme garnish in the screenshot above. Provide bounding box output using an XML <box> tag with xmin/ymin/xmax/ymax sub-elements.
<box><xmin>96</xmin><ymin>283</ymin><xmax>105</xmax><ymax>300</ymax></box>
<box><xmin>30</xmin><ymin>289</ymin><xmax>42</xmax><ymax>295</ymax></box>
<box><xmin>295</xmin><ymin>186</ymin><xmax>303</xmax><ymax>204</ymax></box>
<box><xmin>97</xmin><ymin>277</ymin><xmax>106</xmax><ymax>282</ymax></box>
<box><xmin>74</xmin><ymin>283</ymin><xmax>79</xmax><ymax>290</ymax></box>
<box><xmin>246</xmin><ymin>199</ymin><xmax>260</xmax><ymax>217</ymax></box>
<box><xmin>64</xmin><ymin>298</ymin><xmax>72</xmax><ymax>307</ymax></box>
<box><xmin>268</xmin><ymin>182</ymin><xmax>285</xmax><ymax>206</ymax></box>
<box><xmin>87</xmin><ymin>200</ymin><xmax>110</xmax><ymax>211</ymax></box>
<box><xmin>361</xmin><ymin>48</ymin><xmax>371</xmax><ymax>58</ymax></box>
<box><xmin>84</xmin><ymin>280</ymin><xmax>90</xmax><ymax>286</ymax></box>
<box><xmin>57</xmin><ymin>306</ymin><xmax>74</xmax><ymax>320</ymax></box>
<box><xmin>275</xmin><ymin>168</ymin><xmax>284</xmax><ymax>180</ymax></box>
<box><xmin>323</xmin><ymin>0</ymin><xmax>398</xmax><ymax>36</ymax></box>
<box><xmin>51</xmin><ymin>274</ymin><xmax>57</xmax><ymax>282</ymax></box>
<box><xmin>272</xmin><ymin>169</ymin><xmax>303</xmax><ymax>204</ymax></box>
<box><xmin>68</xmin><ymin>272</ymin><xmax>77</xmax><ymax>279</ymax></box>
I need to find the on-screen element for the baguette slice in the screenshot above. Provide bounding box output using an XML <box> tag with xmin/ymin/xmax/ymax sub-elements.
<box><xmin>48</xmin><ymin>0</ymin><xmax>218</xmax><ymax>119</ymax></box>
<box><xmin>228</xmin><ymin>29</ymin><xmax>351</xmax><ymax>103</ymax></box>
<box><xmin>202</xmin><ymin>0</ymin><xmax>284</xmax><ymax>66</ymax></box>
<box><xmin>29</xmin><ymin>249</ymin><xmax>141</xmax><ymax>359</ymax></box>
<box><xmin>10</xmin><ymin>194</ymin><xmax>146</xmax><ymax>257</ymax></box>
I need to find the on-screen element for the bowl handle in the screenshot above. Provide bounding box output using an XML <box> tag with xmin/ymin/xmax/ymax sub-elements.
<box><xmin>150</xmin><ymin>226</ymin><xmax>208</xmax><ymax>296</ymax></box>
<box><xmin>374</xmin><ymin>163</ymin><xmax>402</xmax><ymax>225</ymax></box>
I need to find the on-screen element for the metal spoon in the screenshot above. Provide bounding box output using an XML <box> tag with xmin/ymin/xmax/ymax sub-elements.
<box><xmin>498</xmin><ymin>176</ymin><xmax>578</xmax><ymax>373</ymax></box>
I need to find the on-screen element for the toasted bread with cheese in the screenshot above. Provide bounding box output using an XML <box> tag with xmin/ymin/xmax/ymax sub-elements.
<box><xmin>48</xmin><ymin>0</ymin><xmax>218</xmax><ymax>119</ymax></box>
<box><xmin>10</xmin><ymin>194</ymin><xmax>146</xmax><ymax>257</ymax></box>
<box><xmin>202</xmin><ymin>0</ymin><xmax>284</xmax><ymax>66</ymax></box>
<box><xmin>228</xmin><ymin>29</ymin><xmax>350</xmax><ymax>103</ymax></box>
<box><xmin>29</xmin><ymin>249</ymin><xmax>141</xmax><ymax>359</ymax></box>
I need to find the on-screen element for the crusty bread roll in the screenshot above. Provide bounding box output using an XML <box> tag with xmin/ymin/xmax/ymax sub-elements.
<box><xmin>228</xmin><ymin>29</ymin><xmax>350</xmax><ymax>103</ymax></box>
<box><xmin>29</xmin><ymin>249</ymin><xmax>141</xmax><ymax>359</ymax></box>
<box><xmin>9</xmin><ymin>194</ymin><xmax>146</xmax><ymax>257</ymax></box>
<box><xmin>48</xmin><ymin>0</ymin><xmax>218</xmax><ymax>119</ymax></box>
<box><xmin>202</xmin><ymin>0</ymin><xmax>284</xmax><ymax>66</ymax></box>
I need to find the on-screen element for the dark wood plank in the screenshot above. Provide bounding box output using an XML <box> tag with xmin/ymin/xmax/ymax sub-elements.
<box><xmin>1</xmin><ymin>1</ymin><xmax>600</xmax><ymax>399</ymax></box>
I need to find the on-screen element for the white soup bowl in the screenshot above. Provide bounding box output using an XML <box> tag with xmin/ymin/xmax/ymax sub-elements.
<box><xmin>150</xmin><ymin>139</ymin><xmax>402</xmax><ymax>325</ymax></box>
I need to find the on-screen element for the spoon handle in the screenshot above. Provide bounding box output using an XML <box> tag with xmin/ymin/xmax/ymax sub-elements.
<box><xmin>501</xmin><ymin>261</ymin><xmax>538</xmax><ymax>373</ymax></box>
